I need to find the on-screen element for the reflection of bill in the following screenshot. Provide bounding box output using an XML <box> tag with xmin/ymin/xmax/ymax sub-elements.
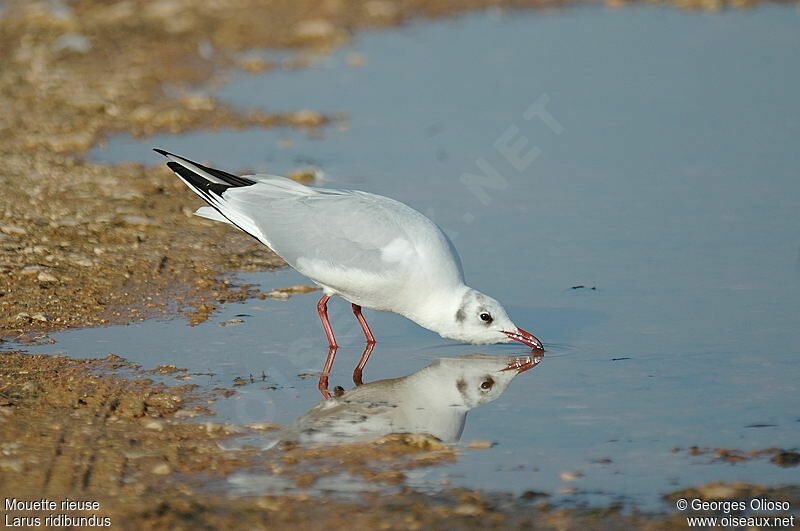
<box><xmin>272</xmin><ymin>353</ymin><xmax>543</xmax><ymax>446</ymax></box>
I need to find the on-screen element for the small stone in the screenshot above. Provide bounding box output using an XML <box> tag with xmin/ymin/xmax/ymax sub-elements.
<box><xmin>293</xmin><ymin>19</ymin><xmax>336</xmax><ymax>41</ymax></box>
<box><xmin>247</xmin><ymin>423</ymin><xmax>281</xmax><ymax>432</ymax></box>
<box><xmin>15</xmin><ymin>312</ymin><xmax>30</xmax><ymax>321</ymax></box>
<box><xmin>520</xmin><ymin>490</ymin><xmax>550</xmax><ymax>501</ymax></box>
<box><xmin>289</xmin><ymin>110</ymin><xmax>325</xmax><ymax>127</ymax></box>
<box><xmin>37</xmin><ymin>271</ymin><xmax>58</xmax><ymax>282</ymax></box>
<box><xmin>453</xmin><ymin>504</ymin><xmax>482</xmax><ymax>516</ymax></box>
<box><xmin>204</xmin><ymin>422</ymin><xmax>223</xmax><ymax>434</ymax></box>
<box><xmin>560</xmin><ymin>471</ymin><xmax>584</xmax><ymax>481</ymax></box>
<box><xmin>239</xmin><ymin>57</ymin><xmax>271</xmax><ymax>73</ymax></box>
<box><xmin>143</xmin><ymin>419</ymin><xmax>164</xmax><ymax>431</ymax></box>
<box><xmin>52</xmin><ymin>33</ymin><xmax>92</xmax><ymax>54</ymax></box>
<box><xmin>223</xmin><ymin>424</ymin><xmax>246</xmax><ymax>435</ymax></box>
<box><xmin>771</xmin><ymin>451</ymin><xmax>800</xmax><ymax>467</ymax></box>
<box><xmin>180</xmin><ymin>93</ymin><xmax>215</xmax><ymax>112</ymax></box>
<box><xmin>266</xmin><ymin>291</ymin><xmax>290</xmax><ymax>300</ymax></box>
<box><xmin>0</xmin><ymin>458</ymin><xmax>23</xmax><ymax>473</ymax></box>
<box><xmin>286</xmin><ymin>168</ymin><xmax>321</xmax><ymax>184</ymax></box>
<box><xmin>21</xmin><ymin>381</ymin><xmax>41</xmax><ymax>393</ymax></box>
<box><xmin>121</xmin><ymin>215</ymin><xmax>159</xmax><ymax>226</ymax></box>
<box><xmin>31</xmin><ymin>312</ymin><xmax>49</xmax><ymax>322</ymax></box>
<box><xmin>266</xmin><ymin>285</ymin><xmax>320</xmax><ymax>300</ymax></box>
<box><xmin>0</xmin><ymin>225</ymin><xmax>27</xmax><ymax>236</ymax></box>
<box><xmin>151</xmin><ymin>463</ymin><xmax>171</xmax><ymax>475</ymax></box>
<box><xmin>467</xmin><ymin>440</ymin><xmax>494</xmax><ymax>449</ymax></box>
<box><xmin>365</xmin><ymin>0</ymin><xmax>400</xmax><ymax>21</ymax></box>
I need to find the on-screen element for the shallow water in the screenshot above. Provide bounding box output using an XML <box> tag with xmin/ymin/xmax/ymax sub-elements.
<box><xmin>24</xmin><ymin>5</ymin><xmax>800</xmax><ymax>509</ymax></box>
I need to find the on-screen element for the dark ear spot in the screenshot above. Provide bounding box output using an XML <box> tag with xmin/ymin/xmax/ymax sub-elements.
<box><xmin>455</xmin><ymin>309</ymin><xmax>465</xmax><ymax>322</ymax></box>
<box><xmin>455</xmin><ymin>378</ymin><xmax>467</xmax><ymax>398</ymax></box>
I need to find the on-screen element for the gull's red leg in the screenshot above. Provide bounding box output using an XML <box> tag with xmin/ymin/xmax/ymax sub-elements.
<box><xmin>317</xmin><ymin>295</ymin><xmax>337</xmax><ymax>348</ymax></box>
<box><xmin>352</xmin><ymin>343</ymin><xmax>375</xmax><ymax>386</ymax></box>
<box><xmin>351</xmin><ymin>304</ymin><xmax>376</xmax><ymax>344</ymax></box>
<box><xmin>318</xmin><ymin>346</ymin><xmax>337</xmax><ymax>400</ymax></box>
<box><xmin>316</xmin><ymin>295</ymin><xmax>338</xmax><ymax>399</ymax></box>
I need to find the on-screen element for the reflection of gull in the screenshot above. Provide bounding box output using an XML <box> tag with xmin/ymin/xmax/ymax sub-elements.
<box><xmin>276</xmin><ymin>353</ymin><xmax>542</xmax><ymax>445</ymax></box>
<box><xmin>155</xmin><ymin>151</ymin><xmax>543</xmax><ymax>393</ymax></box>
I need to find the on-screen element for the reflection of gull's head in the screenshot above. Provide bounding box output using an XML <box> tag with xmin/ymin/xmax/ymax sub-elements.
<box><xmin>277</xmin><ymin>352</ymin><xmax>543</xmax><ymax>445</ymax></box>
<box><xmin>434</xmin><ymin>353</ymin><xmax>537</xmax><ymax>409</ymax></box>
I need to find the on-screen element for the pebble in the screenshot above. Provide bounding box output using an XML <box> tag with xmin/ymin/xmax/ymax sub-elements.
<box><xmin>293</xmin><ymin>19</ymin><xmax>336</xmax><ymax>41</ymax></box>
<box><xmin>151</xmin><ymin>463</ymin><xmax>171</xmax><ymax>475</ymax></box>
<box><xmin>286</xmin><ymin>168</ymin><xmax>320</xmax><ymax>184</ymax></box>
<box><xmin>37</xmin><ymin>271</ymin><xmax>59</xmax><ymax>282</ymax></box>
<box><xmin>204</xmin><ymin>422</ymin><xmax>223</xmax><ymax>434</ymax></box>
<box><xmin>0</xmin><ymin>225</ymin><xmax>27</xmax><ymax>236</ymax></box>
<box><xmin>289</xmin><ymin>110</ymin><xmax>325</xmax><ymax>127</ymax></box>
<box><xmin>453</xmin><ymin>504</ymin><xmax>483</xmax><ymax>516</ymax></box>
<box><xmin>52</xmin><ymin>33</ymin><xmax>92</xmax><ymax>54</ymax></box>
<box><xmin>21</xmin><ymin>381</ymin><xmax>41</xmax><ymax>393</ymax></box>
<box><xmin>247</xmin><ymin>423</ymin><xmax>281</xmax><ymax>432</ymax></box>
<box><xmin>0</xmin><ymin>458</ymin><xmax>23</xmax><ymax>473</ymax></box>
<box><xmin>143</xmin><ymin>419</ymin><xmax>164</xmax><ymax>431</ymax></box>
<box><xmin>266</xmin><ymin>285</ymin><xmax>320</xmax><ymax>300</ymax></box>
<box><xmin>467</xmin><ymin>440</ymin><xmax>494</xmax><ymax>449</ymax></box>
<box><xmin>121</xmin><ymin>215</ymin><xmax>159</xmax><ymax>226</ymax></box>
<box><xmin>560</xmin><ymin>471</ymin><xmax>584</xmax><ymax>482</ymax></box>
<box><xmin>365</xmin><ymin>1</ymin><xmax>400</xmax><ymax>21</ymax></box>
<box><xmin>72</xmin><ymin>257</ymin><xmax>94</xmax><ymax>267</ymax></box>
<box><xmin>266</xmin><ymin>291</ymin><xmax>290</xmax><ymax>300</ymax></box>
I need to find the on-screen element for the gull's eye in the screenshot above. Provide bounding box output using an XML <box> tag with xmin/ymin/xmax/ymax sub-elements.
<box><xmin>479</xmin><ymin>312</ymin><xmax>492</xmax><ymax>323</ymax></box>
<box><xmin>480</xmin><ymin>377</ymin><xmax>494</xmax><ymax>390</ymax></box>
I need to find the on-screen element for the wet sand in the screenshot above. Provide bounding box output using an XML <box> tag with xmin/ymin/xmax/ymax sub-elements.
<box><xmin>2</xmin><ymin>0</ymin><xmax>798</xmax><ymax>528</ymax></box>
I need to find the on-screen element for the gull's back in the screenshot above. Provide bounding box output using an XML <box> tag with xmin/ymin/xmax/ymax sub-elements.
<box><xmin>221</xmin><ymin>178</ymin><xmax>466</xmax><ymax>310</ymax></box>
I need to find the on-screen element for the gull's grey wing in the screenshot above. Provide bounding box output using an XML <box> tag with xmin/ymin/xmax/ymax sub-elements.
<box><xmin>221</xmin><ymin>183</ymin><xmax>465</xmax><ymax>298</ymax></box>
<box><xmin>156</xmin><ymin>147</ymin><xmax>466</xmax><ymax>304</ymax></box>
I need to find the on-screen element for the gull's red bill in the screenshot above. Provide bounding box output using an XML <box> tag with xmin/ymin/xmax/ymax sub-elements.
<box><xmin>503</xmin><ymin>352</ymin><xmax>544</xmax><ymax>373</ymax></box>
<box><xmin>502</xmin><ymin>327</ymin><xmax>544</xmax><ymax>350</ymax></box>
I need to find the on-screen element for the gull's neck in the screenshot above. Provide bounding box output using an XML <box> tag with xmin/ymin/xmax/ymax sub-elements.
<box><xmin>399</xmin><ymin>283</ymin><xmax>471</xmax><ymax>337</ymax></box>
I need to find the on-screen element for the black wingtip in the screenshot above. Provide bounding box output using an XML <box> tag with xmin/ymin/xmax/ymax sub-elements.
<box><xmin>153</xmin><ymin>148</ymin><xmax>171</xmax><ymax>157</ymax></box>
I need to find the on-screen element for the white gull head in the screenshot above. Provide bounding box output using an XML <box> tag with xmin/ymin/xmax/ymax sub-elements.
<box><xmin>426</xmin><ymin>287</ymin><xmax>541</xmax><ymax>348</ymax></box>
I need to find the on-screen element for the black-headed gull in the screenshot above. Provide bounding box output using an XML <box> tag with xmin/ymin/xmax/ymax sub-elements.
<box><xmin>155</xmin><ymin>150</ymin><xmax>543</xmax><ymax>376</ymax></box>
<box><xmin>276</xmin><ymin>353</ymin><xmax>543</xmax><ymax>445</ymax></box>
